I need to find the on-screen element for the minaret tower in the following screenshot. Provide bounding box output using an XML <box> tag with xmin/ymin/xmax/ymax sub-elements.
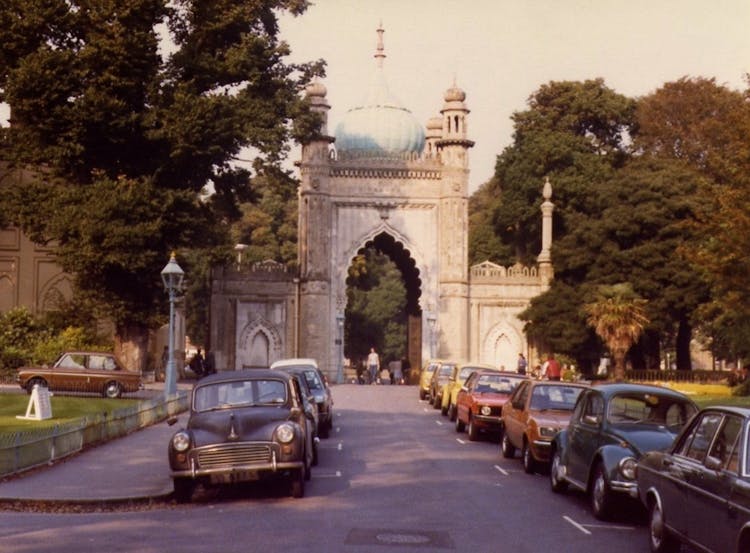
<box><xmin>538</xmin><ymin>177</ymin><xmax>555</xmax><ymax>288</ymax></box>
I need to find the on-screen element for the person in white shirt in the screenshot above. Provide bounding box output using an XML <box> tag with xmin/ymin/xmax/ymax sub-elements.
<box><xmin>367</xmin><ymin>347</ymin><xmax>380</xmax><ymax>384</ymax></box>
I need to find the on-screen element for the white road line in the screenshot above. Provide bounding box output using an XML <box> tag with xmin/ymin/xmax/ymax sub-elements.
<box><xmin>493</xmin><ymin>465</ymin><xmax>508</xmax><ymax>475</ymax></box>
<box><xmin>338</xmin><ymin>442</ymin><xmax>343</xmax><ymax>451</ymax></box>
<box><xmin>564</xmin><ymin>516</ymin><xmax>592</xmax><ymax>535</ymax></box>
<box><xmin>456</xmin><ymin>438</ymin><xmax>466</xmax><ymax>444</ymax></box>
<box><xmin>435</xmin><ymin>420</ymin><xmax>443</xmax><ymax>426</ymax></box>
<box><xmin>316</xmin><ymin>471</ymin><xmax>342</xmax><ymax>478</ymax></box>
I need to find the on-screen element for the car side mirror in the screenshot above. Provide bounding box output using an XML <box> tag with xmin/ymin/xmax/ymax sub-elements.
<box><xmin>705</xmin><ymin>455</ymin><xmax>724</xmax><ymax>471</ymax></box>
<box><xmin>582</xmin><ymin>415</ymin><xmax>600</xmax><ymax>426</ymax></box>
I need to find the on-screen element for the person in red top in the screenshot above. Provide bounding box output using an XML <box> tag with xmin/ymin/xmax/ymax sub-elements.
<box><xmin>543</xmin><ymin>354</ymin><xmax>562</xmax><ymax>381</ymax></box>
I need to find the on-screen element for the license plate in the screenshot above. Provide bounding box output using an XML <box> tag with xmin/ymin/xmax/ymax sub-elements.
<box><xmin>211</xmin><ymin>470</ymin><xmax>259</xmax><ymax>484</ymax></box>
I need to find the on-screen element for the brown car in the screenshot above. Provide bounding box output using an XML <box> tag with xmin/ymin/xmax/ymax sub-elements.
<box><xmin>17</xmin><ymin>351</ymin><xmax>142</xmax><ymax>399</ymax></box>
<box><xmin>454</xmin><ymin>370</ymin><xmax>528</xmax><ymax>441</ymax></box>
<box><xmin>500</xmin><ymin>380</ymin><xmax>588</xmax><ymax>473</ymax></box>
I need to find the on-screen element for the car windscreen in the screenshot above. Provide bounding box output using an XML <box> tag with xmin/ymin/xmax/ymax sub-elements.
<box><xmin>607</xmin><ymin>393</ymin><xmax>697</xmax><ymax>429</ymax></box>
<box><xmin>458</xmin><ymin>367</ymin><xmax>478</xmax><ymax>379</ymax></box>
<box><xmin>475</xmin><ymin>374</ymin><xmax>524</xmax><ymax>393</ymax></box>
<box><xmin>302</xmin><ymin>370</ymin><xmax>324</xmax><ymax>391</ymax></box>
<box><xmin>529</xmin><ymin>385</ymin><xmax>584</xmax><ymax>411</ymax></box>
<box><xmin>194</xmin><ymin>379</ymin><xmax>287</xmax><ymax>412</ymax></box>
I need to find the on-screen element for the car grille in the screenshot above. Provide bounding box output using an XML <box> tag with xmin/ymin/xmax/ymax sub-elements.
<box><xmin>197</xmin><ymin>443</ymin><xmax>272</xmax><ymax>469</ymax></box>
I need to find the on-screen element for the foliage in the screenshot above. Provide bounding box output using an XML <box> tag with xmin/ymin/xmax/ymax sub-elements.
<box><xmin>0</xmin><ymin>0</ymin><xmax>323</xmax><ymax>356</ymax></box>
<box><xmin>583</xmin><ymin>283</ymin><xmax>649</xmax><ymax>380</ymax></box>
<box><xmin>345</xmin><ymin>249</ymin><xmax>407</xmax><ymax>366</ymax></box>
<box><xmin>0</xmin><ymin>307</ymin><xmax>108</xmax><ymax>375</ymax></box>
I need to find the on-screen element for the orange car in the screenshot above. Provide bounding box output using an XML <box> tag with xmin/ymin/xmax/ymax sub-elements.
<box><xmin>454</xmin><ymin>370</ymin><xmax>528</xmax><ymax>441</ymax></box>
<box><xmin>500</xmin><ymin>380</ymin><xmax>588</xmax><ymax>473</ymax></box>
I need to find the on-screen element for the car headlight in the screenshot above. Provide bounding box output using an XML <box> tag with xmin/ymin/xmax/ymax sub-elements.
<box><xmin>538</xmin><ymin>426</ymin><xmax>558</xmax><ymax>438</ymax></box>
<box><xmin>619</xmin><ymin>456</ymin><xmax>638</xmax><ymax>480</ymax></box>
<box><xmin>276</xmin><ymin>423</ymin><xmax>295</xmax><ymax>444</ymax></box>
<box><xmin>480</xmin><ymin>405</ymin><xmax>491</xmax><ymax>416</ymax></box>
<box><xmin>172</xmin><ymin>431</ymin><xmax>191</xmax><ymax>452</ymax></box>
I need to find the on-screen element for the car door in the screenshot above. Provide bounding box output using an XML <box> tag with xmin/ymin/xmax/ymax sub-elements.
<box><xmin>567</xmin><ymin>390</ymin><xmax>604</xmax><ymax>487</ymax></box>
<box><xmin>289</xmin><ymin>376</ymin><xmax>313</xmax><ymax>470</ymax></box>
<box><xmin>55</xmin><ymin>353</ymin><xmax>88</xmax><ymax>392</ymax></box>
<box><xmin>456</xmin><ymin>372</ymin><xmax>477</xmax><ymax>424</ymax></box>
<box><xmin>503</xmin><ymin>381</ymin><xmax>529</xmax><ymax>449</ymax></box>
<box><xmin>688</xmin><ymin>413</ymin><xmax>742</xmax><ymax>553</ymax></box>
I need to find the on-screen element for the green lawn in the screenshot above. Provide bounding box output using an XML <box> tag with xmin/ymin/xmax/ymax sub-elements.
<box><xmin>694</xmin><ymin>395</ymin><xmax>750</xmax><ymax>409</ymax></box>
<box><xmin>0</xmin><ymin>393</ymin><xmax>140</xmax><ymax>434</ymax></box>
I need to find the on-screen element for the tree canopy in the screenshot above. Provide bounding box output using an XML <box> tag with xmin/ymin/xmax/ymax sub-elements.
<box><xmin>0</xmin><ymin>0</ymin><xmax>323</xmax><ymax>363</ymax></box>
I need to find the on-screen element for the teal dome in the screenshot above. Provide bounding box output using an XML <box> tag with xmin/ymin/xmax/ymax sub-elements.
<box><xmin>334</xmin><ymin>29</ymin><xmax>425</xmax><ymax>155</ymax></box>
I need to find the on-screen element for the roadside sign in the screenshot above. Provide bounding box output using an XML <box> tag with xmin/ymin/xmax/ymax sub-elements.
<box><xmin>17</xmin><ymin>385</ymin><xmax>53</xmax><ymax>421</ymax></box>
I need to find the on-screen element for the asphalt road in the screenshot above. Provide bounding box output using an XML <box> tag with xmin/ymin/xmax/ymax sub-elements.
<box><xmin>0</xmin><ymin>384</ymin><xmax>662</xmax><ymax>553</ymax></box>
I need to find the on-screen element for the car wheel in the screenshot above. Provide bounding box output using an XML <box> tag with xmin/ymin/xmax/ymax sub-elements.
<box><xmin>448</xmin><ymin>404</ymin><xmax>456</xmax><ymax>422</ymax></box>
<box><xmin>304</xmin><ymin>453</ymin><xmax>312</xmax><ymax>481</ymax></box>
<box><xmin>550</xmin><ymin>449</ymin><xmax>568</xmax><ymax>493</ymax></box>
<box><xmin>290</xmin><ymin>468</ymin><xmax>305</xmax><ymax>498</ymax></box>
<box><xmin>590</xmin><ymin>462</ymin><xmax>614</xmax><ymax>520</ymax></box>
<box><xmin>440</xmin><ymin>402</ymin><xmax>449</xmax><ymax>416</ymax></box>
<box><xmin>419</xmin><ymin>389</ymin><xmax>427</xmax><ymax>400</ymax></box>
<box><xmin>26</xmin><ymin>377</ymin><xmax>47</xmax><ymax>394</ymax></box>
<box><xmin>173</xmin><ymin>478</ymin><xmax>194</xmax><ymax>503</ymax></box>
<box><xmin>312</xmin><ymin>441</ymin><xmax>319</xmax><ymax>467</ymax></box>
<box><xmin>455</xmin><ymin>413</ymin><xmax>465</xmax><ymax>433</ymax></box>
<box><xmin>522</xmin><ymin>440</ymin><xmax>536</xmax><ymax>474</ymax></box>
<box><xmin>318</xmin><ymin>422</ymin><xmax>330</xmax><ymax>439</ymax></box>
<box><xmin>103</xmin><ymin>381</ymin><xmax>122</xmax><ymax>399</ymax></box>
<box><xmin>432</xmin><ymin>395</ymin><xmax>441</xmax><ymax>409</ymax></box>
<box><xmin>467</xmin><ymin>416</ymin><xmax>480</xmax><ymax>441</ymax></box>
<box><xmin>648</xmin><ymin>499</ymin><xmax>679</xmax><ymax>553</ymax></box>
<box><xmin>501</xmin><ymin>433</ymin><xmax>516</xmax><ymax>458</ymax></box>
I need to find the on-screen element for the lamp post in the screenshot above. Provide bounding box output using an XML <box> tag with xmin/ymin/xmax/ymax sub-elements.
<box><xmin>234</xmin><ymin>243</ymin><xmax>248</xmax><ymax>270</ymax></box>
<box><xmin>161</xmin><ymin>252</ymin><xmax>185</xmax><ymax>398</ymax></box>
<box><xmin>336</xmin><ymin>314</ymin><xmax>344</xmax><ymax>384</ymax></box>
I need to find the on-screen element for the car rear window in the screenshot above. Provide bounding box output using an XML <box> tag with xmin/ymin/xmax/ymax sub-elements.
<box><xmin>530</xmin><ymin>385</ymin><xmax>584</xmax><ymax>410</ymax></box>
<box><xmin>194</xmin><ymin>379</ymin><xmax>287</xmax><ymax>412</ymax></box>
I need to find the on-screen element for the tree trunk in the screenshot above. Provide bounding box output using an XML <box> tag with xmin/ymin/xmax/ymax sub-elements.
<box><xmin>114</xmin><ymin>323</ymin><xmax>149</xmax><ymax>373</ymax></box>
<box><xmin>612</xmin><ymin>348</ymin><xmax>627</xmax><ymax>381</ymax></box>
<box><xmin>675</xmin><ymin>318</ymin><xmax>692</xmax><ymax>371</ymax></box>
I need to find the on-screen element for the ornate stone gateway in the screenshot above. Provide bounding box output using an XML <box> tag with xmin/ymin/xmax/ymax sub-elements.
<box><xmin>210</xmin><ymin>26</ymin><xmax>553</xmax><ymax>380</ymax></box>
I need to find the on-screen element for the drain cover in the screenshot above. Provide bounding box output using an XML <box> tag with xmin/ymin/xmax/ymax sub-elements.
<box><xmin>345</xmin><ymin>528</ymin><xmax>454</xmax><ymax>549</ymax></box>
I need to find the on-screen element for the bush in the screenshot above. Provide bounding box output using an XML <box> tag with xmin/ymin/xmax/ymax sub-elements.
<box><xmin>732</xmin><ymin>379</ymin><xmax>750</xmax><ymax>397</ymax></box>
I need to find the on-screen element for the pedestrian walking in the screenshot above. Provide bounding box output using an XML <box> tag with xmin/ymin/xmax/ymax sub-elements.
<box><xmin>517</xmin><ymin>353</ymin><xmax>527</xmax><ymax>375</ymax></box>
<box><xmin>367</xmin><ymin>347</ymin><xmax>380</xmax><ymax>384</ymax></box>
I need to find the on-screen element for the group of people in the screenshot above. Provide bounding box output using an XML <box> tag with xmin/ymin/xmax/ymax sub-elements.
<box><xmin>517</xmin><ymin>352</ymin><xmax>562</xmax><ymax>380</ymax></box>
<box><xmin>158</xmin><ymin>346</ymin><xmax>215</xmax><ymax>381</ymax></box>
<box><xmin>359</xmin><ymin>347</ymin><xmax>410</xmax><ymax>385</ymax></box>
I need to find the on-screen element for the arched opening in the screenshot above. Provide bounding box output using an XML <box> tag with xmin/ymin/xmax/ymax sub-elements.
<box><xmin>344</xmin><ymin>232</ymin><xmax>422</xmax><ymax>383</ymax></box>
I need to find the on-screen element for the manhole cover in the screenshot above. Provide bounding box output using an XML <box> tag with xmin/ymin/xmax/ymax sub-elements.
<box><xmin>346</xmin><ymin>528</ymin><xmax>454</xmax><ymax>549</ymax></box>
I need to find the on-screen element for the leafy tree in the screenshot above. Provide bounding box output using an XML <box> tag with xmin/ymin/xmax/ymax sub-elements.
<box><xmin>583</xmin><ymin>283</ymin><xmax>649</xmax><ymax>380</ymax></box>
<box><xmin>0</xmin><ymin>0</ymin><xmax>323</xmax><ymax>368</ymax></box>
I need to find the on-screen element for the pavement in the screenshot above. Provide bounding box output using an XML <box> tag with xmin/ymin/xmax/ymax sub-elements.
<box><xmin>0</xmin><ymin>380</ymin><xmax>195</xmax><ymax>505</ymax></box>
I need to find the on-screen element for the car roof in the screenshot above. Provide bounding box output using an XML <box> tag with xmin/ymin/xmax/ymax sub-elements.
<box><xmin>197</xmin><ymin>368</ymin><xmax>291</xmax><ymax>385</ymax></box>
<box><xmin>589</xmin><ymin>382</ymin><xmax>695</xmax><ymax>400</ymax></box>
<box><xmin>474</xmin><ymin>369</ymin><xmax>527</xmax><ymax>378</ymax></box>
<box><xmin>270</xmin><ymin>358</ymin><xmax>318</xmax><ymax>369</ymax></box>
<box><xmin>696</xmin><ymin>405</ymin><xmax>750</xmax><ymax>417</ymax></box>
<box><xmin>529</xmin><ymin>380</ymin><xmax>589</xmax><ymax>388</ymax></box>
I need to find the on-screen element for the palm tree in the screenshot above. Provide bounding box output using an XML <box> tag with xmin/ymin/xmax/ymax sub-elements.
<box><xmin>584</xmin><ymin>283</ymin><xmax>649</xmax><ymax>381</ymax></box>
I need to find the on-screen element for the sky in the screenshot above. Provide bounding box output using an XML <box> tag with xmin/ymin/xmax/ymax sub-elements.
<box><xmin>1</xmin><ymin>1</ymin><xmax>747</xmax><ymax>194</ymax></box>
<box><xmin>278</xmin><ymin>0</ymin><xmax>750</xmax><ymax>192</ymax></box>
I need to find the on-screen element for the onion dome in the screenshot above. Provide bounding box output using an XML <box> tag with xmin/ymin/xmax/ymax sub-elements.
<box><xmin>443</xmin><ymin>84</ymin><xmax>466</xmax><ymax>103</ymax></box>
<box><xmin>334</xmin><ymin>25</ymin><xmax>425</xmax><ymax>155</ymax></box>
<box><xmin>305</xmin><ymin>79</ymin><xmax>327</xmax><ymax>99</ymax></box>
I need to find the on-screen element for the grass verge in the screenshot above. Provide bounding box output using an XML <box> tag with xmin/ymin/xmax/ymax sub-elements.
<box><xmin>0</xmin><ymin>394</ymin><xmax>139</xmax><ymax>434</ymax></box>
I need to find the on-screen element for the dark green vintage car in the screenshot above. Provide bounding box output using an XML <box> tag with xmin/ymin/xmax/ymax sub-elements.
<box><xmin>549</xmin><ymin>383</ymin><xmax>698</xmax><ymax>520</ymax></box>
<box><xmin>638</xmin><ymin>406</ymin><xmax>750</xmax><ymax>553</ymax></box>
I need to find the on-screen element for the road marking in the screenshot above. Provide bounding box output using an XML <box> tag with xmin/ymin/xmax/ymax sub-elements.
<box><xmin>493</xmin><ymin>465</ymin><xmax>508</xmax><ymax>475</ymax></box>
<box><xmin>338</xmin><ymin>442</ymin><xmax>343</xmax><ymax>451</ymax></box>
<box><xmin>316</xmin><ymin>471</ymin><xmax>342</xmax><ymax>478</ymax></box>
<box><xmin>435</xmin><ymin>420</ymin><xmax>443</xmax><ymax>426</ymax></box>
<box><xmin>564</xmin><ymin>516</ymin><xmax>591</xmax><ymax>535</ymax></box>
<box><xmin>456</xmin><ymin>438</ymin><xmax>466</xmax><ymax>444</ymax></box>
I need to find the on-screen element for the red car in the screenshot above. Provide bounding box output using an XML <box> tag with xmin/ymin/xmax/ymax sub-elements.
<box><xmin>454</xmin><ymin>370</ymin><xmax>528</xmax><ymax>441</ymax></box>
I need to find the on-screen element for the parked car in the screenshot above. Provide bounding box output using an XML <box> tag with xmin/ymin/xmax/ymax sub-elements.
<box><xmin>429</xmin><ymin>360</ymin><xmax>456</xmax><ymax>409</ymax></box>
<box><xmin>441</xmin><ymin>362</ymin><xmax>497</xmax><ymax>420</ymax></box>
<box><xmin>167</xmin><ymin>369</ymin><xmax>316</xmax><ymax>501</ymax></box>
<box><xmin>16</xmin><ymin>351</ymin><xmax>142</xmax><ymax>399</ymax></box>
<box><xmin>454</xmin><ymin>370</ymin><xmax>528</xmax><ymax>441</ymax></box>
<box><xmin>271</xmin><ymin>358</ymin><xmax>334</xmax><ymax>438</ymax></box>
<box><xmin>637</xmin><ymin>406</ymin><xmax>750</xmax><ymax>553</ymax></box>
<box><xmin>549</xmin><ymin>383</ymin><xmax>698</xmax><ymax>520</ymax></box>
<box><xmin>419</xmin><ymin>359</ymin><xmax>442</xmax><ymax>401</ymax></box>
<box><xmin>501</xmin><ymin>380</ymin><xmax>589</xmax><ymax>473</ymax></box>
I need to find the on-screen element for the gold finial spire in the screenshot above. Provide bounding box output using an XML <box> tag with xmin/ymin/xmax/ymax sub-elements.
<box><xmin>375</xmin><ymin>22</ymin><xmax>386</xmax><ymax>68</ymax></box>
